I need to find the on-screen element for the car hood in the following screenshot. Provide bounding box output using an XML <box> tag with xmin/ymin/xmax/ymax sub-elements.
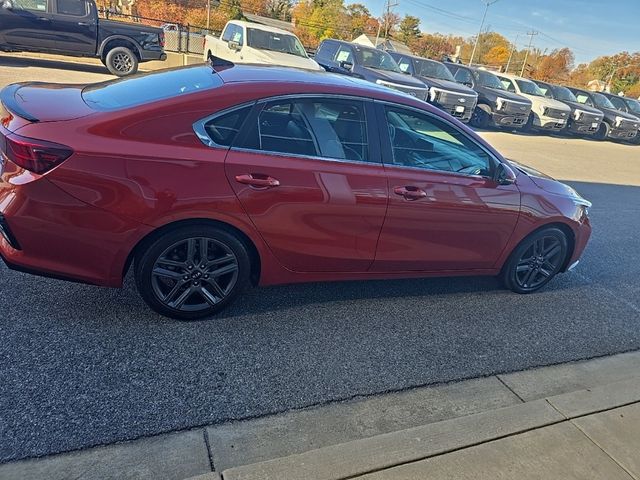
<box><xmin>562</xmin><ymin>100</ymin><xmax>603</xmax><ymax>116</ymax></box>
<box><xmin>363</xmin><ymin>68</ymin><xmax>427</xmax><ymax>88</ymax></box>
<box><xmin>483</xmin><ymin>87</ymin><xmax>531</xmax><ymax>104</ymax></box>
<box><xmin>246</xmin><ymin>48</ymin><xmax>323</xmax><ymax>71</ymax></box>
<box><xmin>519</xmin><ymin>94</ymin><xmax>570</xmax><ymax>111</ymax></box>
<box><xmin>509</xmin><ymin>160</ymin><xmax>590</xmax><ymax>201</ymax></box>
<box><xmin>417</xmin><ymin>76</ymin><xmax>477</xmax><ymax>95</ymax></box>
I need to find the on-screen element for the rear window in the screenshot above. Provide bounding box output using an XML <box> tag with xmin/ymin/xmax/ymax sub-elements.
<box><xmin>82</xmin><ymin>67</ymin><xmax>223</xmax><ymax>111</ymax></box>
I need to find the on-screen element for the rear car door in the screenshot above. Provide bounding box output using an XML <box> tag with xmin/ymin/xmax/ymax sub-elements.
<box><xmin>0</xmin><ymin>0</ymin><xmax>57</xmax><ymax>50</ymax></box>
<box><xmin>222</xmin><ymin>96</ymin><xmax>388</xmax><ymax>272</ymax></box>
<box><xmin>371</xmin><ymin>102</ymin><xmax>521</xmax><ymax>272</ymax></box>
<box><xmin>50</xmin><ymin>0</ymin><xmax>96</xmax><ymax>54</ymax></box>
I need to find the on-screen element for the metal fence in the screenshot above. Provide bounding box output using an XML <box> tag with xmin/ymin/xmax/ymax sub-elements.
<box><xmin>98</xmin><ymin>9</ymin><xmax>218</xmax><ymax>55</ymax></box>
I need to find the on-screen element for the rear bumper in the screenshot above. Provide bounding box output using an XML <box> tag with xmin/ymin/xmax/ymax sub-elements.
<box><xmin>0</xmin><ymin>172</ymin><xmax>149</xmax><ymax>288</ymax></box>
<box><xmin>140</xmin><ymin>50</ymin><xmax>167</xmax><ymax>62</ymax></box>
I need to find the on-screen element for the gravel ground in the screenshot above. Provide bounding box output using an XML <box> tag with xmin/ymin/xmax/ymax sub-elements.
<box><xmin>1</xmin><ymin>56</ymin><xmax>639</xmax><ymax>463</ymax></box>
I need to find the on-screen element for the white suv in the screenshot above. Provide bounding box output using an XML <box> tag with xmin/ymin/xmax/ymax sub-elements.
<box><xmin>495</xmin><ymin>73</ymin><xmax>571</xmax><ymax>132</ymax></box>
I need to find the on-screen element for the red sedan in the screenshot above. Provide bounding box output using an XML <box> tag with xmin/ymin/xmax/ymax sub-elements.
<box><xmin>0</xmin><ymin>64</ymin><xmax>591</xmax><ymax>320</ymax></box>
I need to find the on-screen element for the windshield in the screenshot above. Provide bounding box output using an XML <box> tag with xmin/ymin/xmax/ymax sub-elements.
<box><xmin>516</xmin><ymin>79</ymin><xmax>544</xmax><ymax>96</ymax></box>
<box><xmin>475</xmin><ymin>70</ymin><xmax>505</xmax><ymax>90</ymax></box>
<box><xmin>247</xmin><ymin>28</ymin><xmax>308</xmax><ymax>58</ymax></box>
<box><xmin>551</xmin><ymin>86</ymin><xmax>578</xmax><ymax>103</ymax></box>
<box><xmin>592</xmin><ymin>93</ymin><xmax>615</xmax><ymax>109</ymax></box>
<box><xmin>355</xmin><ymin>47</ymin><xmax>401</xmax><ymax>72</ymax></box>
<box><xmin>414</xmin><ymin>59</ymin><xmax>456</xmax><ymax>81</ymax></box>
<box><xmin>624</xmin><ymin>98</ymin><xmax>640</xmax><ymax>115</ymax></box>
<box><xmin>82</xmin><ymin>66</ymin><xmax>222</xmax><ymax>111</ymax></box>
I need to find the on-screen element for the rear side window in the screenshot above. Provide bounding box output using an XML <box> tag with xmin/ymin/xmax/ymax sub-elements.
<box><xmin>238</xmin><ymin>98</ymin><xmax>370</xmax><ymax>162</ymax></box>
<box><xmin>57</xmin><ymin>0</ymin><xmax>87</xmax><ymax>16</ymax></box>
<box><xmin>201</xmin><ymin>106</ymin><xmax>252</xmax><ymax>147</ymax></box>
<box><xmin>82</xmin><ymin>67</ymin><xmax>223</xmax><ymax>111</ymax></box>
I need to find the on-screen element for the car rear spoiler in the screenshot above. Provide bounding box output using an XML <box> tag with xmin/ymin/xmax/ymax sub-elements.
<box><xmin>0</xmin><ymin>84</ymin><xmax>40</xmax><ymax>123</ymax></box>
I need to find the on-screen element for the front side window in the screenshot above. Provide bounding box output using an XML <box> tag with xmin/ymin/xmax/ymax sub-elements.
<box><xmin>624</xmin><ymin>98</ymin><xmax>640</xmax><ymax>115</ymax></box>
<box><xmin>476</xmin><ymin>70</ymin><xmax>505</xmax><ymax>90</ymax></box>
<box><xmin>354</xmin><ymin>47</ymin><xmax>400</xmax><ymax>72</ymax></box>
<box><xmin>415</xmin><ymin>59</ymin><xmax>456</xmax><ymax>81</ymax></box>
<box><xmin>221</xmin><ymin>24</ymin><xmax>243</xmax><ymax>45</ymax></box>
<box><xmin>57</xmin><ymin>0</ymin><xmax>87</xmax><ymax>16</ymax></box>
<box><xmin>397</xmin><ymin>57</ymin><xmax>412</xmax><ymax>73</ymax></box>
<box><xmin>592</xmin><ymin>93</ymin><xmax>615</xmax><ymax>109</ymax></box>
<box><xmin>499</xmin><ymin>77</ymin><xmax>517</xmax><ymax>93</ymax></box>
<box><xmin>608</xmin><ymin>96</ymin><xmax>627</xmax><ymax>111</ymax></box>
<box><xmin>551</xmin><ymin>86</ymin><xmax>578</xmax><ymax>103</ymax></box>
<box><xmin>385</xmin><ymin>106</ymin><xmax>493</xmax><ymax>176</ymax></box>
<box><xmin>574</xmin><ymin>92</ymin><xmax>592</xmax><ymax>106</ymax></box>
<box><xmin>516</xmin><ymin>79</ymin><xmax>544</xmax><ymax>96</ymax></box>
<box><xmin>239</xmin><ymin>99</ymin><xmax>369</xmax><ymax>162</ymax></box>
<box><xmin>334</xmin><ymin>45</ymin><xmax>354</xmax><ymax>64</ymax></box>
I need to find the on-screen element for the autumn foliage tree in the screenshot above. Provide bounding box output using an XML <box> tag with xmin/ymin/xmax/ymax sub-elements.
<box><xmin>532</xmin><ymin>48</ymin><xmax>574</xmax><ymax>82</ymax></box>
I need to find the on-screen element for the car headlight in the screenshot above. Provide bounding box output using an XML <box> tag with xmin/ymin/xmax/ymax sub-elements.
<box><xmin>573</xmin><ymin>109</ymin><xmax>587</xmax><ymax>120</ymax></box>
<box><xmin>539</xmin><ymin>104</ymin><xmax>547</xmax><ymax>114</ymax></box>
<box><xmin>429</xmin><ymin>87</ymin><xmax>441</xmax><ymax>103</ymax></box>
<box><xmin>496</xmin><ymin>97</ymin><xmax>506</xmax><ymax>110</ymax></box>
<box><xmin>615</xmin><ymin>116</ymin><xmax>624</xmax><ymax>127</ymax></box>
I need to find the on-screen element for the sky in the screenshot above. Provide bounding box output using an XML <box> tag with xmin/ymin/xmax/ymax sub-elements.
<box><xmin>359</xmin><ymin>0</ymin><xmax>640</xmax><ymax>65</ymax></box>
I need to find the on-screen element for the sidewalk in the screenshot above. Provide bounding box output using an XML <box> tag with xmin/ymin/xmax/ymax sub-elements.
<box><xmin>3</xmin><ymin>351</ymin><xmax>640</xmax><ymax>480</ymax></box>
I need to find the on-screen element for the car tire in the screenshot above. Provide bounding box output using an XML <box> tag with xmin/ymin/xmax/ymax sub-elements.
<box><xmin>471</xmin><ymin>106</ymin><xmax>490</xmax><ymax>129</ymax></box>
<box><xmin>105</xmin><ymin>46</ymin><xmax>139</xmax><ymax>77</ymax></box>
<box><xmin>594</xmin><ymin>122</ymin><xmax>610</xmax><ymax>141</ymax></box>
<box><xmin>501</xmin><ymin>227</ymin><xmax>569</xmax><ymax>294</ymax></box>
<box><xmin>524</xmin><ymin>113</ymin><xmax>535</xmax><ymax>133</ymax></box>
<box><xmin>134</xmin><ymin>225</ymin><xmax>251</xmax><ymax>320</ymax></box>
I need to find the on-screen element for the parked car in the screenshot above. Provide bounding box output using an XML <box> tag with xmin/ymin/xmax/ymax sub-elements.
<box><xmin>567</xmin><ymin>87</ymin><xmax>639</xmax><ymax>142</ymax></box>
<box><xmin>0</xmin><ymin>64</ymin><xmax>592</xmax><ymax>320</ymax></box>
<box><xmin>533</xmin><ymin>81</ymin><xmax>604</xmax><ymax>137</ymax></box>
<box><xmin>202</xmin><ymin>20</ymin><xmax>321</xmax><ymax>71</ymax></box>
<box><xmin>388</xmin><ymin>53</ymin><xmax>478</xmax><ymax>123</ymax></box>
<box><xmin>314</xmin><ymin>39</ymin><xmax>429</xmax><ymax>100</ymax></box>
<box><xmin>443</xmin><ymin>63</ymin><xmax>532</xmax><ymax>130</ymax></box>
<box><xmin>0</xmin><ymin>0</ymin><xmax>166</xmax><ymax>76</ymax></box>
<box><xmin>600</xmin><ymin>93</ymin><xmax>640</xmax><ymax>144</ymax></box>
<box><xmin>494</xmin><ymin>73</ymin><xmax>571</xmax><ymax>133</ymax></box>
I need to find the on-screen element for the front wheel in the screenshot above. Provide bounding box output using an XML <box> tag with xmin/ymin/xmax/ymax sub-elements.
<box><xmin>105</xmin><ymin>46</ymin><xmax>139</xmax><ymax>76</ymax></box>
<box><xmin>501</xmin><ymin>227</ymin><xmax>569</xmax><ymax>294</ymax></box>
<box><xmin>471</xmin><ymin>106</ymin><xmax>490</xmax><ymax>129</ymax></box>
<box><xmin>134</xmin><ymin>226</ymin><xmax>251</xmax><ymax>320</ymax></box>
<box><xmin>594</xmin><ymin>122</ymin><xmax>610</xmax><ymax>141</ymax></box>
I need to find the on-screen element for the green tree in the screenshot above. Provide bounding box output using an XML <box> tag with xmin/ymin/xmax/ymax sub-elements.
<box><xmin>397</xmin><ymin>15</ymin><xmax>420</xmax><ymax>44</ymax></box>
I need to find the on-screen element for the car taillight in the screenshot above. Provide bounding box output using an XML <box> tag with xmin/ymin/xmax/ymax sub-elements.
<box><xmin>3</xmin><ymin>133</ymin><xmax>73</xmax><ymax>174</ymax></box>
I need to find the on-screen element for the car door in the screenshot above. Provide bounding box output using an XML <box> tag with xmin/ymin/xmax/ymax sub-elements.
<box><xmin>371</xmin><ymin>102</ymin><xmax>521</xmax><ymax>272</ymax></box>
<box><xmin>51</xmin><ymin>0</ymin><xmax>96</xmax><ymax>54</ymax></box>
<box><xmin>223</xmin><ymin>96</ymin><xmax>388</xmax><ymax>272</ymax></box>
<box><xmin>220</xmin><ymin>23</ymin><xmax>243</xmax><ymax>61</ymax></box>
<box><xmin>0</xmin><ymin>0</ymin><xmax>57</xmax><ymax>50</ymax></box>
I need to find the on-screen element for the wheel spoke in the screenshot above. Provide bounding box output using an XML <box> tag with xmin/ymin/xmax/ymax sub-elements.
<box><xmin>544</xmin><ymin>243</ymin><xmax>561</xmax><ymax>260</ymax></box>
<box><xmin>516</xmin><ymin>264</ymin><xmax>530</xmax><ymax>273</ymax></box>
<box><xmin>152</xmin><ymin>267</ymin><xmax>183</xmax><ymax>280</ymax></box>
<box><xmin>204</xmin><ymin>277</ymin><xmax>227</xmax><ymax>297</ymax></box>
<box><xmin>209</xmin><ymin>262</ymin><xmax>238</xmax><ymax>278</ymax></box>
<box><xmin>539</xmin><ymin>267</ymin><xmax>552</xmax><ymax>278</ymax></box>
<box><xmin>199</xmin><ymin>238</ymin><xmax>208</xmax><ymax>265</ymax></box>
<box><xmin>170</xmin><ymin>286</ymin><xmax>193</xmax><ymax>309</ymax></box>
<box><xmin>156</xmin><ymin>258</ymin><xmax>187</xmax><ymax>269</ymax></box>
<box><xmin>164</xmin><ymin>281</ymin><xmax>185</xmax><ymax>304</ymax></box>
<box><xmin>206</xmin><ymin>253</ymin><xmax>235</xmax><ymax>269</ymax></box>
<box><xmin>522</xmin><ymin>267</ymin><xmax>537</xmax><ymax>287</ymax></box>
<box><xmin>186</xmin><ymin>238</ymin><xmax>196</xmax><ymax>264</ymax></box>
<box><xmin>199</xmin><ymin>287</ymin><xmax>220</xmax><ymax>306</ymax></box>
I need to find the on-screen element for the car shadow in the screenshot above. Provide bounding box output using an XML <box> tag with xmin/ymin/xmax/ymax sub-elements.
<box><xmin>0</xmin><ymin>54</ymin><xmax>111</xmax><ymax>76</ymax></box>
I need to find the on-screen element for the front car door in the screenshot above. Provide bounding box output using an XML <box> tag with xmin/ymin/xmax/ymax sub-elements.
<box><xmin>222</xmin><ymin>96</ymin><xmax>388</xmax><ymax>272</ymax></box>
<box><xmin>0</xmin><ymin>0</ymin><xmax>57</xmax><ymax>50</ymax></box>
<box><xmin>51</xmin><ymin>0</ymin><xmax>96</xmax><ymax>54</ymax></box>
<box><xmin>371</xmin><ymin>102</ymin><xmax>521</xmax><ymax>272</ymax></box>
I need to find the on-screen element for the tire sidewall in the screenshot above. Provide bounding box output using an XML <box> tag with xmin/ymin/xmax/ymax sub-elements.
<box><xmin>502</xmin><ymin>227</ymin><xmax>569</xmax><ymax>294</ymax></box>
<box><xmin>134</xmin><ymin>225</ymin><xmax>251</xmax><ymax>320</ymax></box>
<box><xmin>105</xmin><ymin>46</ymin><xmax>139</xmax><ymax>77</ymax></box>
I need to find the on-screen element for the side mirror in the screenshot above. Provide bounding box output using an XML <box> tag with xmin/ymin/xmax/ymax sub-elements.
<box><xmin>339</xmin><ymin>60</ymin><xmax>353</xmax><ymax>71</ymax></box>
<box><xmin>227</xmin><ymin>40</ymin><xmax>241</xmax><ymax>51</ymax></box>
<box><xmin>2</xmin><ymin>0</ymin><xmax>14</xmax><ymax>9</ymax></box>
<box><xmin>495</xmin><ymin>162</ymin><xmax>517</xmax><ymax>185</ymax></box>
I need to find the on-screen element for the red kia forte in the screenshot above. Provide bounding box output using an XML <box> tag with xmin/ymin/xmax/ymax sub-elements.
<box><xmin>0</xmin><ymin>64</ymin><xmax>591</xmax><ymax>320</ymax></box>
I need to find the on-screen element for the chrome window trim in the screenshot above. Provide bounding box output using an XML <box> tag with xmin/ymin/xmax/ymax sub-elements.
<box><xmin>228</xmin><ymin>146</ymin><xmax>382</xmax><ymax>167</ymax></box>
<box><xmin>374</xmin><ymin>99</ymin><xmax>503</xmax><ymax>181</ymax></box>
<box><xmin>193</xmin><ymin>100</ymin><xmax>257</xmax><ymax>148</ymax></box>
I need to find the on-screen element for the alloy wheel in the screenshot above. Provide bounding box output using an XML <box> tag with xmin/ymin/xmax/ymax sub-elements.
<box><xmin>113</xmin><ymin>53</ymin><xmax>133</xmax><ymax>73</ymax></box>
<box><xmin>514</xmin><ymin>235</ymin><xmax>564</xmax><ymax>290</ymax></box>
<box><xmin>151</xmin><ymin>237</ymin><xmax>239</xmax><ymax>312</ymax></box>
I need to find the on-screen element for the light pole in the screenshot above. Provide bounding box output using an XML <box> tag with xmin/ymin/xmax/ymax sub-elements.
<box><xmin>505</xmin><ymin>33</ymin><xmax>518</xmax><ymax>72</ymax></box>
<box><xmin>469</xmin><ymin>0</ymin><xmax>500</xmax><ymax>66</ymax></box>
<box><xmin>520</xmin><ymin>30</ymin><xmax>538</xmax><ymax>76</ymax></box>
<box><xmin>206</xmin><ymin>0</ymin><xmax>211</xmax><ymax>30</ymax></box>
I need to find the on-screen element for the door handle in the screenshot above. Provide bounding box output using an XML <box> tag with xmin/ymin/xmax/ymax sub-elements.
<box><xmin>77</xmin><ymin>21</ymin><xmax>90</xmax><ymax>26</ymax></box>
<box><xmin>394</xmin><ymin>186</ymin><xmax>427</xmax><ymax>201</ymax></box>
<box><xmin>37</xmin><ymin>17</ymin><xmax>50</xmax><ymax>21</ymax></box>
<box><xmin>235</xmin><ymin>173</ymin><xmax>280</xmax><ymax>188</ymax></box>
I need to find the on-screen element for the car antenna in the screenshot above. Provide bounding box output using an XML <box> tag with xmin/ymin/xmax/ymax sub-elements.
<box><xmin>208</xmin><ymin>53</ymin><xmax>234</xmax><ymax>72</ymax></box>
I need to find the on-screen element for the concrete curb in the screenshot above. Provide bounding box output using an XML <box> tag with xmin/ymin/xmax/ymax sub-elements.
<box><xmin>217</xmin><ymin>376</ymin><xmax>640</xmax><ymax>480</ymax></box>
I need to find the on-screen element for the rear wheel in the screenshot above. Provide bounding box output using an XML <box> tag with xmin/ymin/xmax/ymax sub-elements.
<box><xmin>134</xmin><ymin>226</ymin><xmax>251</xmax><ymax>320</ymax></box>
<box><xmin>105</xmin><ymin>46</ymin><xmax>139</xmax><ymax>76</ymax></box>
<box><xmin>502</xmin><ymin>227</ymin><xmax>569</xmax><ymax>294</ymax></box>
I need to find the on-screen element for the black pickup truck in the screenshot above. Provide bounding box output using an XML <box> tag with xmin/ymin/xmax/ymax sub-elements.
<box><xmin>0</xmin><ymin>0</ymin><xmax>166</xmax><ymax>76</ymax></box>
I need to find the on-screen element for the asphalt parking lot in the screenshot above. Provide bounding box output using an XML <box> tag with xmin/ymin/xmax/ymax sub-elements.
<box><xmin>1</xmin><ymin>55</ymin><xmax>639</xmax><ymax>464</ymax></box>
